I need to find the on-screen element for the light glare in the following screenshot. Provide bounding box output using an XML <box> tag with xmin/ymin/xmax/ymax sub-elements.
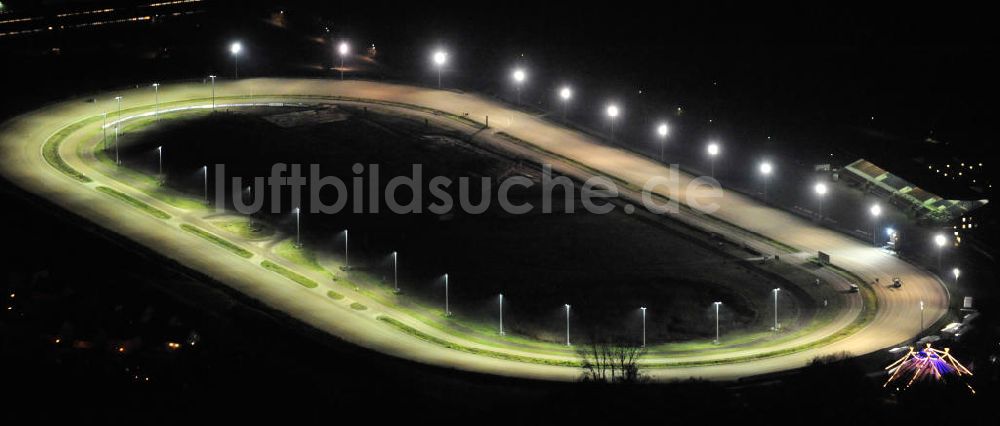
<box><xmin>606</xmin><ymin>104</ymin><xmax>619</xmax><ymax>118</ymax></box>
<box><xmin>513</xmin><ymin>69</ymin><xmax>525</xmax><ymax>83</ymax></box>
<box><xmin>559</xmin><ymin>86</ymin><xmax>572</xmax><ymax>100</ymax></box>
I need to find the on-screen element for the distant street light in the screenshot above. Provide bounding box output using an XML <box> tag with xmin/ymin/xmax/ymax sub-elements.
<box><xmin>102</xmin><ymin>112</ymin><xmax>108</xmax><ymax>151</ymax></box>
<box><xmin>656</xmin><ymin>123</ymin><xmax>669</xmax><ymax>162</ymax></box>
<box><xmin>952</xmin><ymin>267</ymin><xmax>960</xmax><ymax>285</ymax></box>
<box><xmin>512</xmin><ymin>68</ymin><xmax>526</xmax><ymax>104</ymax></box>
<box><xmin>392</xmin><ymin>251</ymin><xmax>399</xmax><ymax>293</ymax></box>
<box><xmin>706</xmin><ymin>142</ymin><xmax>720</xmax><ymax>178</ymax></box>
<box><xmin>564</xmin><ymin>304</ymin><xmax>571</xmax><ymax>346</ymax></box>
<box><xmin>293</xmin><ymin>207</ymin><xmax>301</xmax><ymax>246</ymax></box>
<box><xmin>443</xmin><ymin>273</ymin><xmax>451</xmax><ymax>316</ymax></box>
<box><xmin>640</xmin><ymin>306</ymin><xmax>647</xmax><ymax>347</ymax></box>
<box><xmin>342</xmin><ymin>229</ymin><xmax>349</xmax><ymax>268</ymax></box>
<box><xmin>606</xmin><ymin>104</ymin><xmax>620</xmax><ymax>142</ymax></box>
<box><xmin>772</xmin><ymin>288</ymin><xmax>781</xmax><ymax>331</ymax></box>
<box><xmin>934</xmin><ymin>233</ymin><xmax>947</xmax><ymax>270</ymax></box>
<box><xmin>713</xmin><ymin>301</ymin><xmax>722</xmax><ymax>344</ymax></box>
<box><xmin>209</xmin><ymin>75</ymin><xmax>216</xmax><ymax>110</ymax></box>
<box><xmin>814</xmin><ymin>182</ymin><xmax>828</xmax><ymax>219</ymax></box>
<box><xmin>243</xmin><ymin>186</ymin><xmax>256</xmax><ymax>229</ymax></box>
<box><xmin>869</xmin><ymin>204</ymin><xmax>882</xmax><ymax>247</ymax></box>
<box><xmin>338</xmin><ymin>41</ymin><xmax>350</xmax><ymax>80</ymax></box>
<box><xmin>201</xmin><ymin>165</ymin><xmax>208</xmax><ymax>203</ymax></box>
<box><xmin>156</xmin><ymin>146</ymin><xmax>163</xmax><ymax>177</ymax></box>
<box><xmin>759</xmin><ymin>161</ymin><xmax>773</xmax><ymax>201</ymax></box>
<box><xmin>499</xmin><ymin>293</ymin><xmax>505</xmax><ymax>336</ymax></box>
<box><xmin>432</xmin><ymin>50</ymin><xmax>447</xmax><ymax>88</ymax></box>
<box><xmin>558</xmin><ymin>86</ymin><xmax>572</xmax><ymax>121</ymax></box>
<box><xmin>151</xmin><ymin>83</ymin><xmax>160</xmax><ymax>121</ymax></box>
<box><xmin>230</xmin><ymin>42</ymin><xmax>242</xmax><ymax>79</ymax></box>
<box><xmin>114</xmin><ymin>96</ymin><xmax>123</xmax><ymax>165</ymax></box>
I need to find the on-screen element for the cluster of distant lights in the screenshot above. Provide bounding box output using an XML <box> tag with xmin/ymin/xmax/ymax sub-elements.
<box><xmin>927</xmin><ymin>161</ymin><xmax>990</xmax><ymax>188</ymax></box>
<box><xmin>183</xmin><ymin>40</ymin><xmax>975</xmax><ymax>257</ymax></box>
<box><xmin>0</xmin><ymin>0</ymin><xmax>201</xmax><ymax>38</ymax></box>
<box><xmin>120</xmin><ymin>39</ymin><xmax>968</xmax><ymax>286</ymax></box>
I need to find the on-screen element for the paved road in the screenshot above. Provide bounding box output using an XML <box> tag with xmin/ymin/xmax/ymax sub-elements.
<box><xmin>0</xmin><ymin>78</ymin><xmax>948</xmax><ymax>381</ymax></box>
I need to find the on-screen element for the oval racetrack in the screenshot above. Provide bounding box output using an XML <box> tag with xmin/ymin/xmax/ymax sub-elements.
<box><xmin>0</xmin><ymin>78</ymin><xmax>948</xmax><ymax>381</ymax></box>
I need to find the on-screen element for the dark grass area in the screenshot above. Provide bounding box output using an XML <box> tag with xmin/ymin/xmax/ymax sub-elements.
<box><xmin>110</xmin><ymin>108</ymin><xmax>812</xmax><ymax>343</ymax></box>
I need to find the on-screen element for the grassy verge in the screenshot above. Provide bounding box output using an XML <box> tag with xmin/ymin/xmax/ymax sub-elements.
<box><xmin>94</xmin><ymin>186</ymin><xmax>171</xmax><ymax>219</ymax></box>
<box><xmin>214</xmin><ymin>218</ymin><xmax>275</xmax><ymax>240</ymax></box>
<box><xmin>378</xmin><ymin>316</ymin><xmax>580</xmax><ymax>367</ymax></box>
<box><xmin>326</xmin><ymin>96</ymin><xmax>487</xmax><ymax>129</ymax></box>
<box><xmin>274</xmin><ymin>240</ymin><xmax>335</xmax><ymax>280</ymax></box>
<box><xmin>179</xmin><ymin>224</ymin><xmax>253</xmax><ymax>258</ymax></box>
<box><xmin>494</xmin><ymin>131</ymin><xmax>798</xmax><ymax>254</ymax></box>
<box><xmin>260</xmin><ymin>260</ymin><xmax>319</xmax><ymax>289</ymax></box>
<box><xmin>42</xmin><ymin>117</ymin><xmax>98</xmax><ymax>183</ymax></box>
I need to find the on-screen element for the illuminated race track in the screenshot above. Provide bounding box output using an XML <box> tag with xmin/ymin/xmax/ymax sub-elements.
<box><xmin>0</xmin><ymin>78</ymin><xmax>949</xmax><ymax>381</ymax></box>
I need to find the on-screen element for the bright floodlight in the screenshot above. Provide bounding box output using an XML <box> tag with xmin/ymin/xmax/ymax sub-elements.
<box><xmin>707</xmin><ymin>142</ymin><xmax>720</xmax><ymax>156</ymax></box>
<box><xmin>559</xmin><ymin>86</ymin><xmax>572</xmax><ymax>100</ymax></box>
<box><xmin>814</xmin><ymin>182</ymin><xmax>828</xmax><ymax>195</ymax></box>
<box><xmin>433</xmin><ymin>50</ymin><xmax>447</xmax><ymax>65</ymax></box>
<box><xmin>886</xmin><ymin>227</ymin><xmax>895</xmax><ymax>236</ymax></box>
<box><xmin>338</xmin><ymin>41</ymin><xmax>350</xmax><ymax>56</ymax></box>
<box><xmin>870</xmin><ymin>204</ymin><xmax>882</xmax><ymax>217</ymax></box>
<box><xmin>513</xmin><ymin>69</ymin><xmax>526</xmax><ymax>83</ymax></box>
<box><xmin>934</xmin><ymin>233</ymin><xmax>947</xmax><ymax>247</ymax></box>
<box><xmin>952</xmin><ymin>268</ymin><xmax>960</xmax><ymax>279</ymax></box>
<box><xmin>606</xmin><ymin>104</ymin><xmax>619</xmax><ymax>118</ymax></box>
<box><xmin>759</xmin><ymin>161</ymin><xmax>773</xmax><ymax>175</ymax></box>
<box><xmin>657</xmin><ymin>123</ymin><xmax>669</xmax><ymax>137</ymax></box>
<box><xmin>230</xmin><ymin>42</ymin><xmax>242</xmax><ymax>55</ymax></box>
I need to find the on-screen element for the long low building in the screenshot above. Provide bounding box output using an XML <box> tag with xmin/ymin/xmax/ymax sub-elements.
<box><xmin>841</xmin><ymin>159</ymin><xmax>988</xmax><ymax>223</ymax></box>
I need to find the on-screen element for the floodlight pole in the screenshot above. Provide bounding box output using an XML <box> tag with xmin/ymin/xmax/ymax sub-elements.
<box><xmin>640</xmin><ymin>307</ymin><xmax>647</xmax><ymax>347</ymax></box>
<box><xmin>152</xmin><ymin>83</ymin><xmax>160</xmax><ymax>121</ymax></box>
<box><xmin>773</xmin><ymin>288</ymin><xmax>780</xmax><ymax>331</ymax></box>
<box><xmin>565</xmin><ymin>304</ymin><xmax>571</xmax><ymax>346</ymax></box>
<box><xmin>202</xmin><ymin>166</ymin><xmax>208</xmax><ymax>203</ymax></box>
<box><xmin>499</xmin><ymin>294</ymin><xmax>505</xmax><ymax>336</ymax></box>
<box><xmin>209</xmin><ymin>75</ymin><xmax>216</xmax><ymax>110</ymax></box>
<box><xmin>444</xmin><ymin>274</ymin><xmax>450</xmax><ymax>316</ymax></box>
<box><xmin>393</xmin><ymin>251</ymin><xmax>399</xmax><ymax>292</ymax></box>
<box><xmin>114</xmin><ymin>96</ymin><xmax>122</xmax><ymax>165</ymax></box>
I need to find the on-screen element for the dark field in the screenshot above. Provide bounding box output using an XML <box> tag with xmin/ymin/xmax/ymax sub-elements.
<box><xmin>112</xmin><ymin>106</ymin><xmax>814</xmax><ymax>343</ymax></box>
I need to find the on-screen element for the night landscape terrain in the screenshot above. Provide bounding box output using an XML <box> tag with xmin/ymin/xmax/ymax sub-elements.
<box><xmin>1</xmin><ymin>1</ymin><xmax>997</xmax><ymax>423</ymax></box>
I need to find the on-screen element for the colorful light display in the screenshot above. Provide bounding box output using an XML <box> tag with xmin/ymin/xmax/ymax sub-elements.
<box><xmin>884</xmin><ymin>344</ymin><xmax>974</xmax><ymax>393</ymax></box>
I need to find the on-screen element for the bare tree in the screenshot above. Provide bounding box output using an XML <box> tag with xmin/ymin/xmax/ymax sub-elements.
<box><xmin>578</xmin><ymin>333</ymin><xmax>647</xmax><ymax>384</ymax></box>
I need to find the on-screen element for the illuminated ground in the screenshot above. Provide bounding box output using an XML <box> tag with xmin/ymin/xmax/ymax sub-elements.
<box><xmin>0</xmin><ymin>78</ymin><xmax>948</xmax><ymax>381</ymax></box>
<box><xmin>110</xmin><ymin>108</ymin><xmax>836</xmax><ymax>345</ymax></box>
